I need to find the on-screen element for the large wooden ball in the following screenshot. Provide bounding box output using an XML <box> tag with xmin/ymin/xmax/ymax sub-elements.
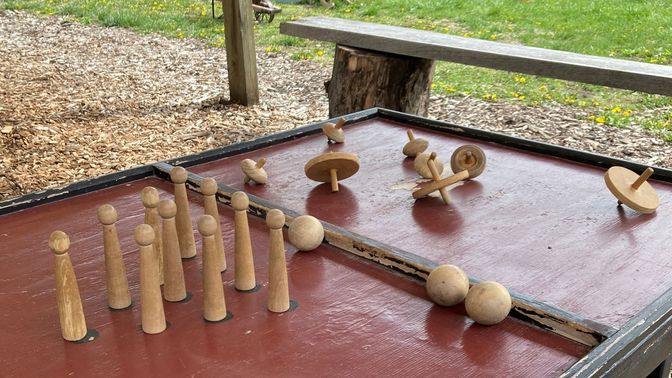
<box><xmin>288</xmin><ymin>215</ymin><xmax>324</xmax><ymax>251</ymax></box>
<box><xmin>465</xmin><ymin>281</ymin><xmax>512</xmax><ymax>326</ymax></box>
<box><xmin>426</xmin><ymin>264</ymin><xmax>469</xmax><ymax>306</ymax></box>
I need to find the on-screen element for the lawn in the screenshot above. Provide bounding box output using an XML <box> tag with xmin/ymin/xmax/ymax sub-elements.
<box><xmin>3</xmin><ymin>0</ymin><xmax>672</xmax><ymax>139</ymax></box>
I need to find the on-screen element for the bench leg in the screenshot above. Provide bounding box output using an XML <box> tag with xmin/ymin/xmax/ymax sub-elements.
<box><xmin>647</xmin><ymin>357</ymin><xmax>671</xmax><ymax>378</ymax></box>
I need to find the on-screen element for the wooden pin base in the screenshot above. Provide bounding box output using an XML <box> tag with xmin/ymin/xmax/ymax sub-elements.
<box><xmin>204</xmin><ymin>311</ymin><xmax>234</xmax><ymax>323</ymax></box>
<box><xmin>109</xmin><ymin>302</ymin><xmax>133</xmax><ymax>312</ymax></box>
<box><xmin>235</xmin><ymin>283</ymin><xmax>262</xmax><ymax>293</ymax></box>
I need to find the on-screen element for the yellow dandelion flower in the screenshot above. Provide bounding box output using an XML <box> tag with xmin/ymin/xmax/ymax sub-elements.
<box><xmin>611</xmin><ymin>106</ymin><xmax>622</xmax><ymax>113</ymax></box>
<box><xmin>595</xmin><ymin>116</ymin><xmax>606</xmax><ymax>124</ymax></box>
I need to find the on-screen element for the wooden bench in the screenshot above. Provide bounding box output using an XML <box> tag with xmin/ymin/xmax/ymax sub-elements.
<box><xmin>280</xmin><ymin>17</ymin><xmax>672</xmax><ymax>117</ymax></box>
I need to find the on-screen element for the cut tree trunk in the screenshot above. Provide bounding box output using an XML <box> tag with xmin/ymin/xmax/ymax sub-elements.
<box><xmin>326</xmin><ymin>45</ymin><xmax>435</xmax><ymax>118</ymax></box>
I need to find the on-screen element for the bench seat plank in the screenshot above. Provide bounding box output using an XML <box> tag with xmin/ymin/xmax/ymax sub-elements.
<box><xmin>280</xmin><ymin>16</ymin><xmax>672</xmax><ymax>96</ymax></box>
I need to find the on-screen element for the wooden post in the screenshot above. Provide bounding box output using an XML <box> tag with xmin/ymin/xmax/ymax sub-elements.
<box><xmin>223</xmin><ymin>0</ymin><xmax>259</xmax><ymax>105</ymax></box>
<box><xmin>327</xmin><ymin>45</ymin><xmax>434</xmax><ymax>118</ymax></box>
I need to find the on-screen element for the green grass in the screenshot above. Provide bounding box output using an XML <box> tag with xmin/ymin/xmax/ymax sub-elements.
<box><xmin>3</xmin><ymin>0</ymin><xmax>672</xmax><ymax>139</ymax></box>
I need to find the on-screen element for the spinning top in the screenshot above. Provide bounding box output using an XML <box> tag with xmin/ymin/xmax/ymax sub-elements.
<box><xmin>322</xmin><ymin>118</ymin><xmax>346</xmax><ymax>143</ymax></box>
<box><xmin>451</xmin><ymin>145</ymin><xmax>486</xmax><ymax>178</ymax></box>
<box><xmin>604</xmin><ymin>166</ymin><xmax>659</xmax><ymax>214</ymax></box>
<box><xmin>241</xmin><ymin>158</ymin><xmax>268</xmax><ymax>185</ymax></box>
<box><xmin>413</xmin><ymin>152</ymin><xmax>469</xmax><ymax>205</ymax></box>
<box><xmin>414</xmin><ymin>152</ymin><xmax>444</xmax><ymax>179</ymax></box>
<box><xmin>304</xmin><ymin>152</ymin><xmax>360</xmax><ymax>192</ymax></box>
<box><xmin>402</xmin><ymin>130</ymin><xmax>429</xmax><ymax>157</ymax></box>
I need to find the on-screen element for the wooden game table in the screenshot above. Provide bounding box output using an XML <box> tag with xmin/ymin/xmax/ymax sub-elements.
<box><xmin>1</xmin><ymin>108</ymin><xmax>671</xmax><ymax>377</ymax></box>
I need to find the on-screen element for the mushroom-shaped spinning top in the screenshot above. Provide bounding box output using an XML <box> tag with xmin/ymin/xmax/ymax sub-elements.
<box><xmin>321</xmin><ymin>118</ymin><xmax>346</xmax><ymax>143</ymax></box>
<box><xmin>414</xmin><ymin>152</ymin><xmax>444</xmax><ymax>179</ymax></box>
<box><xmin>402</xmin><ymin>130</ymin><xmax>429</xmax><ymax>157</ymax></box>
<box><xmin>241</xmin><ymin>158</ymin><xmax>268</xmax><ymax>185</ymax></box>
<box><xmin>412</xmin><ymin>152</ymin><xmax>469</xmax><ymax>205</ymax></box>
<box><xmin>604</xmin><ymin>166</ymin><xmax>659</xmax><ymax>214</ymax></box>
<box><xmin>451</xmin><ymin>145</ymin><xmax>486</xmax><ymax>179</ymax></box>
<box><xmin>304</xmin><ymin>152</ymin><xmax>360</xmax><ymax>192</ymax></box>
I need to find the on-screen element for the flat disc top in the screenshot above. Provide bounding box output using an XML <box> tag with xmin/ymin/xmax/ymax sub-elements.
<box><xmin>451</xmin><ymin>145</ymin><xmax>486</xmax><ymax>178</ymax></box>
<box><xmin>304</xmin><ymin>152</ymin><xmax>360</xmax><ymax>182</ymax></box>
<box><xmin>604</xmin><ymin>166</ymin><xmax>659</xmax><ymax>214</ymax></box>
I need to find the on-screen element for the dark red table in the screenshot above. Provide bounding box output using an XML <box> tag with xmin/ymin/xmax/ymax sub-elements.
<box><xmin>1</xmin><ymin>108</ymin><xmax>670</xmax><ymax>377</ymax></box>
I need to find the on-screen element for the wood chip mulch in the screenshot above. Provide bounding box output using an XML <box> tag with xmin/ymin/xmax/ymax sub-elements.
<box><xmin>2</xmin><ymin>10</ymin><xmax>672</xmax><ymax>201</ymax></box>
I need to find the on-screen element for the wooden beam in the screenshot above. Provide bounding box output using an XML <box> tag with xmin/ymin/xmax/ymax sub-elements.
<box><xmin>223</xmin><ymin>0</ymin><xmax>259</xmax><ymax>105</ymax></box>
<box><xmin>280</xmin><ymin>17</ymin><xmax>672</xmax><ymax>96</ymax></box>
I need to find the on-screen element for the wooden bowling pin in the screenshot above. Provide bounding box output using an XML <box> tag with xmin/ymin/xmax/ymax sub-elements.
<box><xmin>136</xmin><ymin>224</ymin><xmax>166</xmax><ymax>334</ymax></box>
<box><xmin>201</xmin><ymin>178</ymin><xmax>227</xmax><ymax>272</ymax></box>
<box><xmin>141</xmin><ymin>187</ymin><xmax>164</xmax><ymax>284</ymax></box>
<box><xmin>97</xmin><ymin>205</ymin><xmax>132</xmax><ymax>310</ymax></box>
<box><xmin>159</xmin><ymin>199</ymin><xmax>187</xmax><ymax>302</ymax></box>
<box><xmin>170</xmin><ymin>167</ymin><xmax>197</xmax><ymax>259</ymax></box>
<box><xmin>49</xmin><ymin>231</ymin><xmax>88</xmax><ymax>341</ymax></box>
<box><xmin>266</xmin><ymin>209</ymin><xmax>290</xmax><ymax>313</ymax></box>
<box><xmin>232</xmin><ymin>191</ymin><xmax>257</xmax><ymax>291</ymax></box>
<box><xmin>198</xmin><ymin>215</ymin><xmax>228</xmax><ymax>322</ymax></box>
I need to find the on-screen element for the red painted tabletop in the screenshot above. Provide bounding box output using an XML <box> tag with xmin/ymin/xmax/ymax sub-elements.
<box><xmin>190</xmin><ymin>117</ymin><xmax>672</xmax><ymax>328</ymax></box>
<box><xmin>0</xmin><ymin>177</ymin><xmax>587</xmax><ymax>376</ymax></box>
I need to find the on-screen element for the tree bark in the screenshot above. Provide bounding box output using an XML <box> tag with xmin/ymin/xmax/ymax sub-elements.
<box><xmin>327</xmin><ymin>45</ymin><xmax>435</xmax><ymax>118</ymax></box>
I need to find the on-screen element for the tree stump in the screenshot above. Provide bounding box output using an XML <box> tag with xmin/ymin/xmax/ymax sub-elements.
<box><xmin>326</xmin><ymin>45</ymin><xmax>435</xmax><ymax>118</ymax></box>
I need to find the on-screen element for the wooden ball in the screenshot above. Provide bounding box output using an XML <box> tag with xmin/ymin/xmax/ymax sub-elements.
<box><xmin>158</xmin><ymin>199</ymin><xmax>177</xmax><ymax>218</ymax></box>
<box><xmin>426</xmin><ymin>264</ymin><xmax>469</xmax><ymax>306</ymax></box>
<box><xmin>198</xmin><ymin>215</ymin><xmax>217</xmax><ymax>236</ymax></box>
<box><xmin>288</xmin><ymin>215</ymin><xmax>324</xmax><ymax>251</ymax></box>
<box><xmin>414</xmin><ymin>153</ymin><xmax>445</xmax><ymax>179</ymax></box>
<box><xmin>141</xmin><ymin>186</ymin><xmax>160</xmax><ymax>208</ymax></box>
<box><xmin>170</xmin><ymin>166</ymin><xmax>188</xmax><ymax>184</ymax></box>
<box><xmin>231</xmin><ymin>191</ymin><xmax>249</xmax><ymax>211</ymax></box>
<box><xmin>97</xmin><ymin>204</ymin><xmax>118</xmax><ymax>225</ymax></box>
<box><xmin>465</xmin><ymin>281</ymin><xmax>512</xmax><ymax>326</ymax></box>
<box><xmin>201</xmin><ymin>177</ymin><xmax>218</xmax><ymax>196</ymax></box>
<box><xmin>266</xmin><ymin>209</ymin><xmax>285</xmax><ymax>229</ymax></box>
<box><xmin>49</xmin><ymin>230</ymin><xmax>70</xmax><ymax>255</ymax></box>
<box><xmin>135</xmin><ymin>224</ymin><xmax>155</xmax><ymax>246</ymax></box>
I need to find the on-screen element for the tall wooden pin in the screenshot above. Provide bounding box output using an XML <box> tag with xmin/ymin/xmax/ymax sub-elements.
<box><xmin>170</xmin><ymin>167</ymin><xmax>197</xmax><ymax>259</ymax></box>
<box><xmin>159</xmin><ymin>199</ymin><xmax>188</xmax><ymax>302</ymax></box>
<box><xmin>199</xmin><ymin>215</ymin><xmax>230</xmax><ymax>322</ymax></box>
<box><xmin>97</xmin><ymin>205</ymin><xmax>132</xmax><ymax>310</ymax></box>
<box><xmin>141</xmin><ymin>187</ymin><xmax>164</xmax><ymax>284</ymax></box>
<box><xmin>136</xmin><ymin>224</ymin><xmax>167</xmax><ymax>334</ymax></box>
<box><xmin>232</xmin><ymin>191</ymin><xmax>257</xmax><ymax>291</ymax></box>
<box><xmin>49</xmin><ymin>231</ymin><xmax>88</xmax><ymax>341</ymax></box>
<box><xmin>201</xmin><ymin>178</ymin><xmax>227</xmax><ymax>272</ymax></box>
<box><xmin>266</xmin><ymin>209</ymin><xmax>290</xmax><ymax>313</ymax></box>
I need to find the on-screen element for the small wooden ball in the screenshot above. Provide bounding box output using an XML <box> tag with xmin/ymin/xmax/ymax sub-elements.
<box><xmin>288</xmin><ymin>215</ymin><xmax>324</xmax><ymax>251</ymax></box>
<box><xmin>170</xmin><ymin>166</ymin><xmax>188</xmax><ymax>184</ymax></box>
<box><xmin>201</xmin><ymin>177</ymin><xmax>218</xmax><ymax>196</ymax></box>
<box><xmin>158</xmin><ymin>199</ymin><xmax>177</xmax><ymax>218</ymax></box>
<box><xmin>465</xmin><ymin>281</ymin><xmax>512</xmax><ymax>326</ymax></box>
<box><xmin>198</xmin><ymin>215</ymin><xmax>217</xmax><ymax>236</ymax></box>
<box><xmin>49</xmin><ymin>230</ymin><xmax>70</xmax><ymax>255</ymax></box>
<box><xmin>266</xmin><ymin>209</ymin><xmax>285</xmax><ymax>229</ymax></box>
<box><xmin>97</xmin><ymin>204</ymin><xmax>118</xmax><ymax>225</ymax></box>
<box><xmin>231</xmin><ymin>191</ymin><xmax>249</xmax><ymax>211</ymax></box>
<box><xmin>141</xmin><ymin>186</ymin><xmax>160</xmax><ymax>208</ymax></box>
<box><xmin>426</xmin><ymin>264</ymin><xmax>469</xmax><ymax>306</ymax></box>
<box><xmin>135</xmin><ymin>224</ymin><xmax>155</xmax><ymax>246</ymax></box>
<box><xmin>414</xmin><ymin>153</ymin><xmax>445</xmax><ymax>179</ymax></box>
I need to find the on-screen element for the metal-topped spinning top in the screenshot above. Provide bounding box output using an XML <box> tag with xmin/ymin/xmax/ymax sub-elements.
<box><xmin>604</xmin><ymin>166</ymin><xmax>659</xmax><ymax>214</ymax></box>
<box><xmin>402</xmin><ymin>130</ymin><xmax>429</xmax><ymax>157</ymax></box>
<box><xmin>304</xmin><ymin>152</ymin><xmax>360</xmax><ymax>192</ymax></box>
<box><xmin>322</xmin><ymin>118</ymin><xmax>346</xmax><ymax>143</ymax></box>
<box><xmin>241</xmin><ymin>158</ymin><xmax>268</xmax><ymax>185</ymax></box>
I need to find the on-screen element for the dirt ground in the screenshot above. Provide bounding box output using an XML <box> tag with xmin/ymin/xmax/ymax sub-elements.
<box><xmin>2</xmin><ymin>10</ymin><xmax>672</xmax><ymax>200</ymax></box>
